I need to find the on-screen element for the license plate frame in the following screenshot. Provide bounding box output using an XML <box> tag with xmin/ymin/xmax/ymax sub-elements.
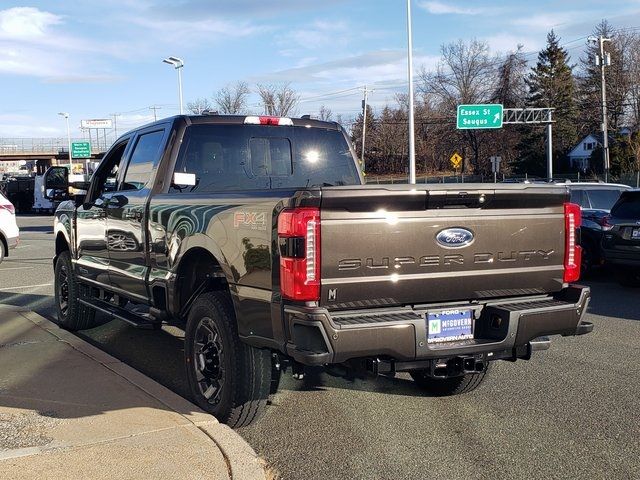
<box><xmin>427</xmin><ymin>309</ymin><xmax>474</xmax><ymax>344</ymax></box>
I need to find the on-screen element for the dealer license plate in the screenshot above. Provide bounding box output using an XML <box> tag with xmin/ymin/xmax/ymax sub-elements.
<box><xmin>427</xmin><ymin>309</ymin><xmax>473</xmax><ymax>344</ymax></box>
<box><xmin>632</xmin><ymin>228</ymin><xmax>640</xmax><ymax>240</ymax></box>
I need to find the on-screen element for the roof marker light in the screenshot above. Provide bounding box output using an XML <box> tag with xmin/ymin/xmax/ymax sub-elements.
<box><xmin>244</xmin><ymin>116</ymin><xmax>293</xmax><ymax>126</ymax></box>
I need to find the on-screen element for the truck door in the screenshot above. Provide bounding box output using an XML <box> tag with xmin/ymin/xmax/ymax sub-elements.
<box><xmin>106</xmin><ymin>127</ymin><xmax>166</xmax><ymax>302</ymax></box>
<box><xmin>75</xmin><ymin>138</ymin><xmax>130</xmax><ymax>286</ymax></box>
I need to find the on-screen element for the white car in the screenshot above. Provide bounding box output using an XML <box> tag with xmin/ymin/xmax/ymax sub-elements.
<box><xmin>0</xmin><ymin>192</ymin><xmax>19</xmax><ymax>262</ymax></box>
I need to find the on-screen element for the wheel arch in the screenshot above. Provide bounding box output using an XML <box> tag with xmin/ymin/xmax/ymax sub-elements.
<box><xmin>54</xmin><ymin>231</ymin><xmax>70</xmax><ymax>268</ymax></box>
<box><xmin>171</xmin><ymin>246</ymin><xmax>231</xmax><ymax>319</ymax></box>
<box><xmin>0</xmin><ymin>231</ymin><xmax>7</xmax><ymax>259</ymax></box>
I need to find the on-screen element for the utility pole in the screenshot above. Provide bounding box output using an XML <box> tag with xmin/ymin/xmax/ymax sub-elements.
<box><xmin>361</xmin><ymin>85</ymin><xmax>370</xmax><ymax>174</ymax></box>
<box><xmin>592</xmin><ymin>35</ymin><xmax>611</xmax><ymax>182</ymax></box>
<box><xmin>149</xmin><ymin>105</ymin><xmax>161</xmax><ymax>121</ymax></box>
<box><xmin>111</xmin><ymin>113</ymin><xmax>121</xmax><ymax>138</ymax></box>
<box><xmin>406</xmin><ymin>0</ymin><xmax>416</xmax><ymax>184</ymax></box>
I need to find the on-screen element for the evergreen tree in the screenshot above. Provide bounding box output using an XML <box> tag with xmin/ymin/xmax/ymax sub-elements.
<box><xmin>517</xmin><ymin>30</ymin><xmax>578</xmax><ymax>175</ymax></box>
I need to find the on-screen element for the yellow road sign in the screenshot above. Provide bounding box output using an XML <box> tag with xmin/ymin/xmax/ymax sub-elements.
<box><xmin>450</xmin><ymin>152</ymin><xmax>462</xmax><ymax>169</ymax></box>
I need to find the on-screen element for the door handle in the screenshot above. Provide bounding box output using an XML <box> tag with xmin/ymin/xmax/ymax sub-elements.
<box><xmin>122</xmin><ymin>210</ymin><xmax>143</xmax><ymax>221</ymax></box>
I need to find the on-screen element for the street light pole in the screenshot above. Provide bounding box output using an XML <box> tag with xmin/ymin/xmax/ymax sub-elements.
<box><xmin>406</xmin><ymin>0</ymin><xmax>416</xmax><ymax>184</ymax></box>
<box><xmin>58</xmin><ymin>112</ymin><xmax>72</xmax><ymax>171</ymax></box>
<box><xmin>163</xmin><ymin>56</ymin><xmax>184</xmax><ymax>115</ymax></box>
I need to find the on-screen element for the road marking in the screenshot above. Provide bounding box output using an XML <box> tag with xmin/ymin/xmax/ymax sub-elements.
<box><xmin>0</xmin><ymin>283</ymin><xmax>53</xmax><ymax>291</ymax></box>
<box><xmin>0</xmin><ymin>266</ymin><xmax>35</xmax><ymax>271</ymax></box>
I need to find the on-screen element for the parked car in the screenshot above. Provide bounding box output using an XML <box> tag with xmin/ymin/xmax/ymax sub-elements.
<box><xmin>0</xmin><ymin>192</ymin><xmax>19</xmax><ymax>262</ymax></box>
<box><xmin>601</xmin><ymin>190</ymin><xmax>640</xmax><ymax>286</ymax></box>
<box><xmin>564</xmin><ymin>182</ymin><xmax>630</xmax><ymax>273</ymax></box>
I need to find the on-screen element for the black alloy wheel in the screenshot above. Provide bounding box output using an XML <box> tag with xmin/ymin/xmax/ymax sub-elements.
<box><xmin>193</xmin><ymin>317</ymin><xmax>226</xmax><ymax>406</ymax></box>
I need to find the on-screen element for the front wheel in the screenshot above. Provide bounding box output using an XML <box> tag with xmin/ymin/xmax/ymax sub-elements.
<box><xmin>184</xmin><ymin>291</ymin><xmax>272</xmax><ymax>428</ymax></box>
<box><xmin>0</xmin><ymin>239</ymin><xmax>5</xmax><ymax>264</ymax></box>
<box><xmin>410</xmin><ymin>363</ymin><xmax>491</xmax><ymax>396</ymax></box>
<box><xmin>54</xmin><ymin>250</ymin><xmax>97</xmax><ymax>330</ymax></box>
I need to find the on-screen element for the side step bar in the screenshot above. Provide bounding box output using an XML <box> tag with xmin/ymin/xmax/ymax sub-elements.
<box><xmin>78</xmin><ymin>297</ymin><xmax>158</xmax><ymax>330</ymax></box>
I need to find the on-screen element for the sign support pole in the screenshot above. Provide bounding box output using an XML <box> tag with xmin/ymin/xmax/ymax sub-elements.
<box><xmin>546</xmin><ymin>109</ymin><xmax>553</xmax><ymax>180</ymax></box>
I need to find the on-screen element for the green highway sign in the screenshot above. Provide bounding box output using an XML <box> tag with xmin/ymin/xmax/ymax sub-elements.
<box><xmin>71</xmin><ymin>142</ymin><xmax>91</xmax><ymax>159</ymax></box>
<box><xmin>457</xmin><ymin>104</ymin><xmax>503</xmax><ymax>129</ymax></box>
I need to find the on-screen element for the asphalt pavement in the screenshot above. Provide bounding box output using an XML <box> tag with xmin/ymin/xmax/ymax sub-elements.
<box><xmin>3</xmin><ymin>215</ymin><xmax>639</xmax><ymax>480</ymax></box>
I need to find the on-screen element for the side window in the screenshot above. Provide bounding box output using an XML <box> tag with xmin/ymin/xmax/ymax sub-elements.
<box><xmin>92</xmin><ymin>141</ymin><xmax>128</xmax><ymax>200</ymax></box>
<box><xmin>121</xmin><ymin>130</ymin><xmax>165</xmax><ymax>191</ymax></box>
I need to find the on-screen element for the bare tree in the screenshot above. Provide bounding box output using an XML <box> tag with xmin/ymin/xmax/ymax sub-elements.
<box><xmin>319</xmin><ymin>105</ymin><xmax>333</xmax><ymax>121</ymax></box>
<box><xmin>622</xmin><ymin>31</ymin><xmax>640</xmax><ymax>129</ymax></box>
<box><xmin>257</xmin><ymin>83</ymin><xmax>300</xmax><ymax>116</ymax></box>
<box><xmin>187</xmin><ymin>97</ymin><xmax>213</xmax><ymax>114</ymax></box>
<box><xmin>420</xmin><ymin>39</ymin><xmax>497</xmax><ymax>109</ymax></box>
<box><xmin>215</xmin><ymin>81</ymin><xmax>251</xmax><ymax>114</ymax></box>
<box><xmin>419</xmin><ymin>39</ymin><xmax>498</xmax><ymax>173</ymax></box>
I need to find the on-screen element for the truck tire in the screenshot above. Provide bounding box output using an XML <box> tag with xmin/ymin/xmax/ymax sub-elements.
<box><xmin>410</xmin><ymin>363</ymin><xmax>491</xmax><ymax>396</ymax></box>
<box><xmin>185</xmin><ymin>291</ymin><xmax>271</xmax><ymax>428</ymax></box>
<box><xmin>54</xmin><ymin>250</ymin><xmax>97</xmax><ymax>330</ymax></box>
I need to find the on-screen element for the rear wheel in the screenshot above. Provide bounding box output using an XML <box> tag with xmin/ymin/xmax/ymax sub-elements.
<box><xmin>184</xmin><ymin>291</ymin><xmax>271</xmax><ymax>428</ymax></box>
<box><xmin>0</xmin><ymin>238</ymin><xmax>5</xmax><ymax>264</ymax></box>
<box><xmin>410</xmin><ymin>363</ymin><xmax>491</xmax><ymax>396</ymax></box>
<box><xmin>54</xmin><ymin>250</ymin><xmax>97</xmax><ymax>330</ymax></box>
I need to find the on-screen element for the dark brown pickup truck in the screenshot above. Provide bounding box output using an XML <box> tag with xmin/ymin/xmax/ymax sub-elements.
<box><xmin>48</xmin><ymin>114</ymin><xmax>592</xmax><ymax>427</ymax></box>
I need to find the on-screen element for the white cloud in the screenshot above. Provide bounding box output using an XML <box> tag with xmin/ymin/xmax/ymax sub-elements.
<box><xmin>127</xmin><ymin>16</ymin><xmax>268</xmax><ymax>41</ymax></box>
<box><xmin>256</xmin><ymin>50</ymin><xmax>439</xmax><ymax>87</ymax></box>
<box><xmin>418</xmin><ymin>1</ymin><xmax>483</xmax><ymax>15</ymax></box>
<box><xmin>484</xmin><ymin>33</ymin><xmax>543</xmax><ymax>55</ymax></box>
<box><xmin>0</xmin><ymin>7</ymin><xmax>61</xmax><ymax>39</ymax></box>
<box><xmin>512</xmin><ymin>13</ymin><xmax>585</xmax><ymax>31</ymax></box>
<box><xmin>0</xmin><ymin>6</ymin><xmax>119</xmax><ymax>82</ymax></box>
<box><xmin>285</xmin><ymin>20</ymin><xmax>351</xmax><ymax>50</ymax></box>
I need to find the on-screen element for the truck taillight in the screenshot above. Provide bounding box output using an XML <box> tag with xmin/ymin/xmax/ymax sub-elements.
<box><xmin>278</xmin><ymin>208</ymin><xmax>320</xmax><ymax>301</ymax></box>
<box><xmin>0</xmin><ymin>203</ymin><xmax>15</xmax><ymax>215</ymax></box>
<box><xmin>564</xmin><ymin>203</ymin><xmax>582</xmax><ymax>283</ymax></box>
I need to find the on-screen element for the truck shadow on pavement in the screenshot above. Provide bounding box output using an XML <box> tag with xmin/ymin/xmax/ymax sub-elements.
<box><xmin>0</xmin><ymin>311</ymin><xmax>203</xmax><ymax>422</ymax></box>
<box><xmin>582</xmin><ymin>277</ymin><xmax>640</xmax><ymax>321</ymax></box>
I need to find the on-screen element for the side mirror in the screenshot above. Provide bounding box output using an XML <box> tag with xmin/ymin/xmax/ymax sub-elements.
<box><xmin>43</xmin><ymin>166</ymin><xmax>70</xmax><ymax>200</ymax></box>
<box><xmin>172</xmin><ymin>172</ymin><xmax>197</xmax><ymax>188</ymax></box>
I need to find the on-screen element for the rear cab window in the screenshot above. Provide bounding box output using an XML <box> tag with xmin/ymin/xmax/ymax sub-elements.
<box><xmin>170</xmin><ymin>124</ymin><xmax>359</xmax><ymax>193</ymax></box>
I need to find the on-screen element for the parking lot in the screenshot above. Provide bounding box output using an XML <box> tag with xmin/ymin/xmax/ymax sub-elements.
<box><xmin>3</xmin><ymin>215</ymin><xmax>639</xmax><ymax>479</ymax></box>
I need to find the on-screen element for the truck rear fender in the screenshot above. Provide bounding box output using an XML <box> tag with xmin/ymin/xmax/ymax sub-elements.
<box><xmin>170</xmin><ymin>246</ymin><xmax>230</xmax><ymax>319</ymax></box>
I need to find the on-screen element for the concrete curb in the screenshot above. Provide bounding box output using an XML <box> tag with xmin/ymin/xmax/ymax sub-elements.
<box><xmin>18</xmin><ymin>310</ymin><xmax>266</xmax><ymax>480</ymax></box>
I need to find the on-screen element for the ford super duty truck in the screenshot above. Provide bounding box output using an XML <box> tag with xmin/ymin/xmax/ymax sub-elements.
<box><xmin>47</xmin><ymin>114</ymin><xmax>593</xmax><ymax>427</ymax></box>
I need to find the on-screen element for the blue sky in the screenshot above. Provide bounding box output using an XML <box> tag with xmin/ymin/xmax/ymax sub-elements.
<box><xmin>1</xmin><ymin>0</ymin><xmax>639</xmax><ymax>139</ymax></box>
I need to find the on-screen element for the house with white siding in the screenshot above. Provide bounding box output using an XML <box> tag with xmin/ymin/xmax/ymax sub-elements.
<box><xmin>567</xmin><ymin>133</ymin><xmax>611</xmax><ymax>172</ymax></box>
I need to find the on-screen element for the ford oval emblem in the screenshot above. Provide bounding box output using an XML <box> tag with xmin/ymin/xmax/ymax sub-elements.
<box><xmin>436</xmin><ymin>227</ymin><xmax>474</xmax><ymax>248</ymax></box>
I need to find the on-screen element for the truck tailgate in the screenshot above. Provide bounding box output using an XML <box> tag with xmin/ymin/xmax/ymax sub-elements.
<box><xmin>319</xmin><ymin>184</ymin><xmax>568</xmax><ymax>308</ymax></box>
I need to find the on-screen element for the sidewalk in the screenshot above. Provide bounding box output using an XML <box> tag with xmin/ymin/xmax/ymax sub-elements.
<box><xmin>0</xmin><ymin>306</ymin><xmax>266</xmax><ymax>480</ymax></box>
